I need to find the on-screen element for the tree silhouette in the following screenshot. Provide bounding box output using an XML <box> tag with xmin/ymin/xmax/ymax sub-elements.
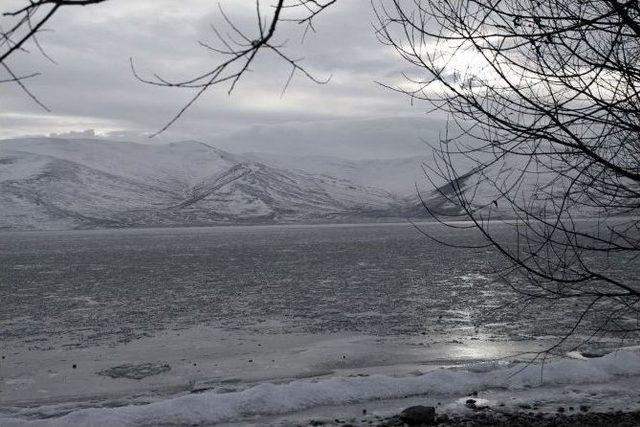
<box><xmin>375</xmin><ymin>0</ymin><xmax>640</xmax><ymax>351</ymax></box>
<box><xmin>1</xmin><ymin>0</ymin><xmax>108</xmax><ymax>110</ymax></box>
<box><xmin>1</xmin><ymin>1</ymin><xmax>335</xmax><ymax>135</ymax></box>
<box><xmin>131</xmin><ymin>0</ymin><xmax>335</xmax><ymax>136</ymax></box>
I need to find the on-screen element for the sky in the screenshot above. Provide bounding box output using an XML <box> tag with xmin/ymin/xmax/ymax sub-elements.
<box><xmin>1</xmin><ymin>1</ymin><xmax>448</xmax><ymax>159</ymax></box>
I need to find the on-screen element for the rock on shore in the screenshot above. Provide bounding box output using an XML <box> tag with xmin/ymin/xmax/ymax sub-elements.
<box><xmin>307</xmin><ymin>407</ymin><xmax>640</xmax><ymax>427</ymax></box>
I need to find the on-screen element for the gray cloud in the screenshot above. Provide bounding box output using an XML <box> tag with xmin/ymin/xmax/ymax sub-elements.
<box><xmin>0</xmin><ymin>1</ymin><xmax>444</xmax><ymax>159</ymax></box>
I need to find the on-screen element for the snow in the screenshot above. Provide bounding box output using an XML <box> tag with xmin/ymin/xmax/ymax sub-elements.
<box><xmin>0</xmin><ymin>137</ymin><xmax>414</xmax><ymax>230</ymax></box>
<box><xmin>2</xmin><ymin>349</ymin><xmax>639</xmax><ymax>426</ymax></box>
<box><xmin>0</xmin><ymin>138</ymin><xmax>233</xmax><ymax>191</ymax></box>
<box><xmin>0</xmin><ymin>136</ymin><xmax>566</xmax><ymax>230</ymax></box>
<box><xmin>245</xmin><ymin>152</ymin><xmax>435</xmax><ymax>197</ymax></box>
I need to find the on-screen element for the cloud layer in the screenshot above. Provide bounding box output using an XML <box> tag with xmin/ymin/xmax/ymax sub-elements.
<box><xmin>1</xmin><ymin>1</ymin><xmax>444</xmax><ymax>159</ymax></box>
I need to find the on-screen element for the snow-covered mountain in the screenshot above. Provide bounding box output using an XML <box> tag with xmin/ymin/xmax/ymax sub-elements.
<box><xmin>0</xmin><ymin>137</ymin><xmax>566</xmax><ymax>230</ymax></box>
<box><xmin>244</xmin><ymin>152</ymin><xmax>432</xmax><ymax>197</ymax></box>
<box><xmin>0</xmin><ymin>138</ymin><xmax>441</xmax><ymax>230</ymax></box>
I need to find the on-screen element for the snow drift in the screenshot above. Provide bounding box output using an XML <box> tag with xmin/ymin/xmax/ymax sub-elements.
<box><xmin>2</xmin><ymin>350</ymin><xmax>640</xmax><ymax>426</ymax></box>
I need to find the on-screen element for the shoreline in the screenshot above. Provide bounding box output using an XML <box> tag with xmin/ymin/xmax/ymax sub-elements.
<box><xmin>322</xmin><ymin>408</ymin><xmax>640</xmax><ymax>427</ymax></box>
<box><xmin>2</xmin><ymin>214</ymin><xmax>633</xmax><ymax>235</ymax></box>
<box><xmin>0</xmin><ymin>326</ymin><xmax>553</xmax><ymax>408</ymax></box>
<box><xmin>3</xmin><ymin>325</ymin><xmax>640</xmax><ymax>425</ymax></box>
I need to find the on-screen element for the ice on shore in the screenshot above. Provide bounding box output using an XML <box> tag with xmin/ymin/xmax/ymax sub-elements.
<box><xmin>2</xmin><ymin>349</ymin><xmax>640</xmax><ymax>426</ymax></box>
<box><xmin>96</xmin><ymin>362</ymin><xmax>171</xmax><ymax>380</ymax></box>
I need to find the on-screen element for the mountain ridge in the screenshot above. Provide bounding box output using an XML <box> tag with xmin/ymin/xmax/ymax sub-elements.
<box><xmin>0</xmin><ymin>137</ymin><xmax>435</xmax><ymax>230</ymax></box>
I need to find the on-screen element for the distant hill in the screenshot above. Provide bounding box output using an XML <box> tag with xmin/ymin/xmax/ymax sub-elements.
<box><xmin>0</xmin><ymin>137</ymin><xmax>535</xmax><ymax>230</ymax></box>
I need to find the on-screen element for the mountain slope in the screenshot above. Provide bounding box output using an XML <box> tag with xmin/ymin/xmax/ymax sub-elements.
<box><xmin>0</xmin><ymin>138</ymin><xmax>413</xmax><ymax>230</ymax></box>
<box><xmin>1</xmin><ymin>137</ymin><xmax>556</xmax><ymax>230</ymax></box>
<box><xmin>244</xmin><ymin>152</ymin><xmax>433</xmax><ymax>197</ymax></box>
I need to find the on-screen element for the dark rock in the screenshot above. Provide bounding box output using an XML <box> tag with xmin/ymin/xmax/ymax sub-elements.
<box><xmin>362</xmin><ymin>409</ymin><xmax>367</xmax><ymax>415</ymax></box>
<box><xmin>580</xmin><ymin>405</ymin><xmax>590</xmax><ymax>412</ymax></box>
<box><xmin>518</xmin><ymin>404</ymin><xmax>532</xmax><ymax>409</ymax></box>
<box><xmin>399</xmin><ymin>405</ymin><xmax>436</xmax><ymax>425</ymax></box>
<box><xmin>557</xmin><ymin>406</ymin><xmax>566</xmax><ymax>413</ymax></box>
<box><xmin>378</xmin><ymin>408</ymin><xmax>640</xmax><ymax>427</ymax></box>
<box><xmin>465</xmin><ymin>399</ymin><xmax>477</xmax><ymax>409</ymax></box>
<box><xmin>580</xmin><ymin>350</ymin><xmax>608</xmax><ymax>358</ymax></box>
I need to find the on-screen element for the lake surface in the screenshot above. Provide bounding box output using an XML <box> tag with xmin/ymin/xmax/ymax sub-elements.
<box><xmin>2</xmin><ymin>221</ymin><xmax>631</xmax><ymax>351</ymax></box>
<box><xmin>3</xmin><ymin>221</ymin><xmax>640</xmax><ymax>422</ymax></box>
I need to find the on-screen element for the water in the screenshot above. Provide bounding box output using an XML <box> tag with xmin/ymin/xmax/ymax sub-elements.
<box><xmin>3</xmin><ymin>221</ymin><xmax>632</xmax><ymax>351</ymax></box>
<box><xmin>3</xmin><ymin>221</ymin><xmax>640</xmax><ymax>420</ymax></box>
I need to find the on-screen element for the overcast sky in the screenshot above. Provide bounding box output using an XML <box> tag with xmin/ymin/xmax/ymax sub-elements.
<box><xmin>1</xmin><ymin>1</ymin><xmax>447</xmax><ymax>159</ymax></box>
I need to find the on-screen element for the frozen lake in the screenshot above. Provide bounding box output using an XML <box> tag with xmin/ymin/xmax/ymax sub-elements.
<box><xmin>0</xmin><ymin>222</ymin><xmax>594</xmax><ymax>346</ymax></box>
<box><xmin>2</xmin><ymin>222</ymin><xmax>640</xmax><ymax>424</ymax></box>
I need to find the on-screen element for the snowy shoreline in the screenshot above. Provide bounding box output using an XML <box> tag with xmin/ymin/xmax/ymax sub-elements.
<box><xmin>330</xmin><ymin>407</ymin><xmax>640</xmax><ymax>427</ymax></box>
<box><xmin>2</xmin><ymin>327</ymin><xmax>640</xmax><ymax>426</ymax></box>
<box><xmin>3</xmin><ymin>357</ymin><xmax>640</xmax><ymax>426</ymax></box>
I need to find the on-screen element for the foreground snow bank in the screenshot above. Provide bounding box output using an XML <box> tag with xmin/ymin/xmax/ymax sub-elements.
<box><xmin>3</xmin><ymin>350</ymin><xmax>640</xmax><ymax>426</ymax></box>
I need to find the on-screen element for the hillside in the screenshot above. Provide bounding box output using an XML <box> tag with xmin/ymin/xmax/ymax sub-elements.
<box><xmin>0</xmin><ymin>138</ymin><xmax>422</xmax><ymax>230</ymax></box>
